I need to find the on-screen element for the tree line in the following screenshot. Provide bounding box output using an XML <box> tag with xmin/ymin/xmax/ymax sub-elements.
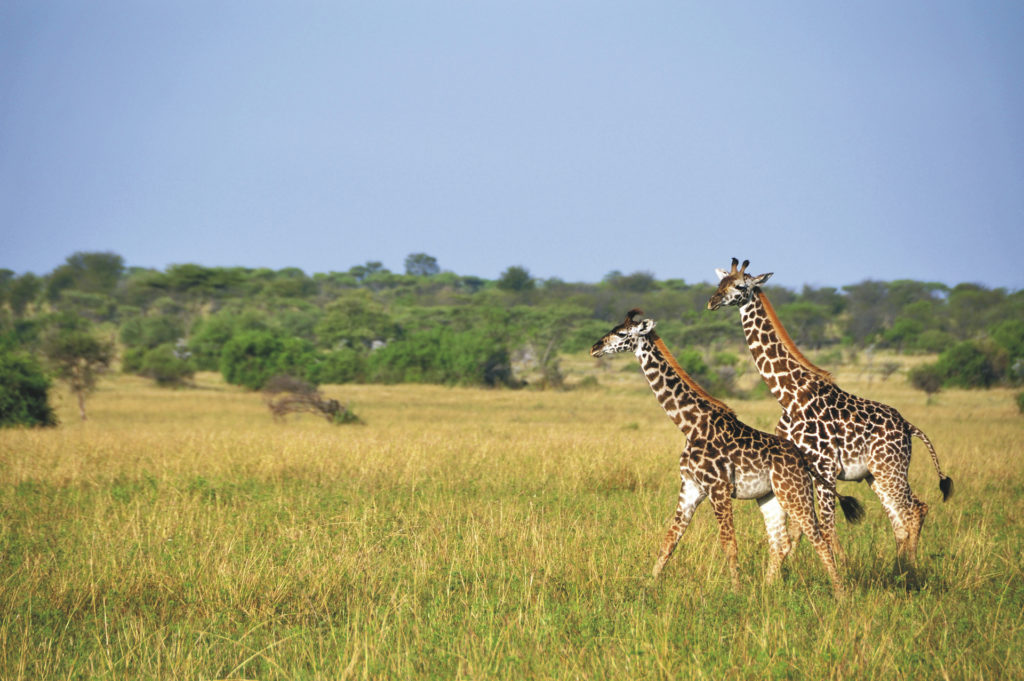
<box><xmin>1</xmin><ymin>251</ymin><xmax>1022</xmax><ymax>425</ymax></box>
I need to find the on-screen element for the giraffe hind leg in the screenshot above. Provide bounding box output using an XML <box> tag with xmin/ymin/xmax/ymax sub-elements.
<box><xmin>757</xmin><ymin>494</ymin><xmax>792</xmax><ymax>584</ymax></box>
<box><xmin>774</xmin><ymin>468</ymin><xmax>844</xmax><ymax>595</ymax></box>
<box><xmin>868</xmin><ymin>472</ymin><xmax>922</xmax><ymax>567</ymax></box>
<box><xmin>708</xmin><ymin>488</ymin><xmax>741</xmax><ymax>589</ymax></box>
<box><xmin>817</xmin><ymin>483</ymin><xmax>845</xmax><ymax>564</ymax></box>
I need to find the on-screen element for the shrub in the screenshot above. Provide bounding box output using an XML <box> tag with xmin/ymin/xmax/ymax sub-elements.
<box><xmin>674</xmin><ymin>347</ymin><xmax>737</xmax><ymax>396</ymax></box>
<box><xmin>908</xmin><ymin>363</ymin><xmax>944</xmax><ymax>398</ymax></box>
<box><xmin>189</xmin><ymin>310</ymin><xmax>270</xmax><ymax>371</ymax></box>
<box><xmin>881</xmin><ymin>318</ymin><xmax>924</xmax><ymax>352</ymax></box>
<box><xmin>312</xmin><ymin>348</ymin><xmax>365</xmax><ymax>384</ymax></box>
<box><xmin>262</xmin><ymin>374</ymin><xmax>361</xmax><ymax>424</ymax></box>
<box><xmin>121</xmin><ymin>346</ymin><xmax>146</xmax><ymax>374</ymax></box>
<box><xmin>314</xmin><ymin>293</ymin><xmax>397</xmax><ymax>349</ymax></box>
<box><xmin>220</xmin><ymin>331</ymin><xmax>285</xmax><ymax>390</ymax></box>
<box><xmin>366</xmin><ymin>327</ymin><xmax>512</xmax><ymax>386</ymax></box>
<box><xmin>136</xmin><ymin>343</ymin><xmax>195</xmax><ymax>386</ymax></box>
<box><xmin>712</xmin><ymin>351</ymin><xmax>739</xmax><ymax>369</ymax></box>
<box><xmin>913</xmin><ymin>329</ymin><xmax>956</xmax><ymax>354</ymax></box>
<box><xmin>935</xmin><ymin>341</ymin><xmax>1005</xmax><ymax>389</ymax></box>
<box><xmin>119</xmin><ymin>315</ymin><xmax>183</xmax><ymax>350</ymax></box>
<box><xmin>220</xmin><ymin>331</ymin><xmax>324</xmax><ymax>390</ymax></box>
<box><xmin>1016</xmin><ymin>391</ymin><xmax>1024</xmax><ymax>414</ymax></box>
<box><xmin>0</xmin><ymin>350</ymin><xmax>57</xmax><ymax>427</ymax></box>
<box><xmin>273</xmin><ymin>337</ymin><xmax>320</xmax><ymax>383</ymax></box>
<box><xmin>990</xmin><ymin>319</ymin><xmax>1024</xmax><ymax>362</ymax></box>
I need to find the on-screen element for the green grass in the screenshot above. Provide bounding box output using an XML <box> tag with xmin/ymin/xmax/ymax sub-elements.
<box><xmin>0</xmin><ymin>368</ymin><xmax>1021</xmax><ymax>680</ymax></box>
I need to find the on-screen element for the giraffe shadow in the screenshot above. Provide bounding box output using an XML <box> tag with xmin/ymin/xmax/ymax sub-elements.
<box><xmin>844</xmin><ymin>553</ymin><xmax>953</xmax><ymax>594</ymax></box>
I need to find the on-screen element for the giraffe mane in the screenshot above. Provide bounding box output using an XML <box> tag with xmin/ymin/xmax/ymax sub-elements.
<box><xmin>756</xmin><ymin>291</ymin><xmax>834</xmax><ymax>383</ymax></box>
<box><xmin>652</xmin><ymin>336</ymin><xmax>736</xmax><ymax>416</ymax></box>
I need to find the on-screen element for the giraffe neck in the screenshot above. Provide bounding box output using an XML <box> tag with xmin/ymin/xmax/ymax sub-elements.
<box><xmin>738</xmin><ymin>291</ymin><xmax>832</xmax><ymax>410</ymax></box>
<box><xmin>634</xmin><ymin>334</ymin><xmax>734</xmax><ymax>438</ymax></box>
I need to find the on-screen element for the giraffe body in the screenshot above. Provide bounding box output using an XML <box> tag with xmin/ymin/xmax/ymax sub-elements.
<box><xmin>708</xmin><ymin>259</ymin><xmax>953</xmax><ymax>565</ymax></box>
<box><xmin>592</xmin><ymin>310</ymin><xmax>856</xmax><ymax>594</ymax></box>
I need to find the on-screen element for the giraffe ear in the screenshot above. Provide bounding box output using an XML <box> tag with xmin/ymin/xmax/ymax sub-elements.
<box><xmin>636</xmin><ymin>319</ymin><xmax>656</xmax><ymax>335</ymax></box>
<box><xmin>752</xmin><ymin>272</ymin><xmax>773</xmax><ymax>287</ymax></box>
<box><xmin>715</xmin><ymin>268</ymin><xmax>730</xmax><ymax>281</ymax></box>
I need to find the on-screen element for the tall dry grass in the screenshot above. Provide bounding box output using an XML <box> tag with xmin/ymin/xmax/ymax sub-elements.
<box><xmin>0</xmin><ymin>364</ymin><xmax>1021</xmax><ymax>680</ymax></box>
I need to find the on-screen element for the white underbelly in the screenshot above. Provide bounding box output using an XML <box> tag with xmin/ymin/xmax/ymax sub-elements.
<box><xmin>733</xmin><ymin>470</ymin><xmax>772</xmax><ymax>500</ymax></box>
<box><xmin>838</xmin><ymin>460</ymin><xmax>870</xmax><ymax>481</ymax></box>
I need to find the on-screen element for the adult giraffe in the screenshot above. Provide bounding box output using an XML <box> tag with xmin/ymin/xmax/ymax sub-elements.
<box><xmin>591</xmin><ymin>309</ymin><xmax>863</xmax><ymax>594</ymax></box>
<box><xmin>707</xmin><ymin>258</ymin><xmax>952</xmax><ymax>565</ymax></box>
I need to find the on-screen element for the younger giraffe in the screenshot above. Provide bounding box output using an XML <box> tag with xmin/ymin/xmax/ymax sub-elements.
<box><xmin>591</xmin><ymin>309</ymin><xmax>863</xmax><ymax>594</ymax></box>
<box><xmin>707</xmin><ymin>258</ymin><xmax>953</xmax><ymax>565</ymax></box>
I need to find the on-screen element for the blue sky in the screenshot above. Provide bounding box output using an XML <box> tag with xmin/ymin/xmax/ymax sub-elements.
<box><xmin>2</xmin><ymin>2</ymin><xmax>1022</xmax><ymax>290</ymax></box>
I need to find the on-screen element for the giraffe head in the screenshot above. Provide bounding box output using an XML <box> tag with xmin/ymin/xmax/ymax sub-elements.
<box><xmin>706</xmin><ymin>258</ymin><xmax>773</xmax><ymax>310</ymax></box>
<box><xmin>590</xmin><ymin>309</ymin><xmax>656</xmax><ymax>358</ymax></box>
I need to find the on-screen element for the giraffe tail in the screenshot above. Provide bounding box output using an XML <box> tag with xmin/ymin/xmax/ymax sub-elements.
<box><xmin>910</xmin><ymin>422</ymin><xmax>953</xmax><ymax>501</ymax></box>
<box><xmin>838</xmin><ymin>493</ymin><xmax>866</xmax><ymax>524</ymax></box>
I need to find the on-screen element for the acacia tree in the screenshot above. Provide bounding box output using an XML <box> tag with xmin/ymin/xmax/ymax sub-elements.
<box><xmin>42</xmin><ymin>317</ymin><xmax>114</xmax><ymax>420</ymax></box>
<box><xmin>498</xmin><ymin>266</ymin><xmax>535</xmax><ymax>292</ymax></box>
<box><xmin>8</xmin><ymin>273</ymin><xmax>41</xmax><ymax>318</ymax></box>
<box><xmin>513</xmin><ymin>304</ymin><xmax>590</xmax><ymax>389</ymax></box>
<box><xmin>405</xmin><ymin>253</ymin><xmax>440</xmax><ymax>277</ymax></box>
<box><xmin>908</xmin><ymin>363</ymin><xmax>944</xmax><ymax>404</ymax></box>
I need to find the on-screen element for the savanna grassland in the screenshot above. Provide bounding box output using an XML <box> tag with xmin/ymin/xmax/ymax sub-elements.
<box><xmin>1</xmin><ymin>357</ymin><xmax>1021</xmax><ymax>680</ymax></box>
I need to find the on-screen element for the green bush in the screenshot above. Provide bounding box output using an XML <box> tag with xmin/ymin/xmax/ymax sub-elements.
<box><xmin>121</xmin><ymin>346</ymin><xmax>146</xmax><ymax>374</ymax></box>
<box><xmin>1016</xmin><ymin>391</ymin><xmax>1024</xmax><ymax>414</ymax></box>
<box><xmin>935</xmin><ymin>341</ymin><xmax>1004</xmax><ymax>389</ymax></box>
<box><xmin>908</xmin><ymin>363</ymin><xmax>944</xmax><ymax>397</ymax></box>
<box><xmin>220</xmin><ymin>331</ymin><xmax>286</xmax><ymax>390</ymax></box>
<box><xmin>137</xmin><ymin>343</ymin><xmax>195</xmax><ymax>386</ymax></box>
<box><xmin>672</xmin><ymin>347</ymin><xmax>738</xmax><ymax>395</ymax></box>
<box><xmin>0</xmin><ymin>350</ymin><xmax>57</xmax><ymax>427</ymax></box>
<box><xmin>189</xmin><ymin>310</ymin><xmax>270</xmax><ymax>371</ymax></box>
<box><xmin>881</xmin><ymin>318</ymin><xmax>924</xmax><ymax>352</ymax></box>
<box><xmin>367</xmin><ymin>327</ymin><xmax>511</xmax><ymax>386</ymax></box>
<box><xmin>219</xmin><ymin>331</ymin><xmax>323</xmax><ymax>390</ymax></box>
<box><xmin>119</xmin><ymin>314</ymin><xmax>183</xmax><ymax>349</ymax></box>
<box><xmin>273</xmin><ymin>337</ymin><xmax>320</xmax><ymax>383</ymax></box>
<box><xmin>312</xmin><ymin>348</ymin><xmax>365</xmax><ymax>384</ymax></box>
<box><xmin>913</xmin><ymin>329</ymin><xmax>956</xmax><ymax>354</ymax></box>
<box><xmin>989</xmin><ymin>319</ymin><xmax>1024</xmax><ymax>362</ymax></box>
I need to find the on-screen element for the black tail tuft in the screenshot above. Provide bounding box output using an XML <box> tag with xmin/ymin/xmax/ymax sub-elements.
<box><xmin>940</xmin><ymin>475</ymin><xmax>953</xmax><ymax>502</ymax></box>
<box><xmin>839</xmin><ymin>494</ymin><xmax>866</xmax><ymax>524</ymax></box>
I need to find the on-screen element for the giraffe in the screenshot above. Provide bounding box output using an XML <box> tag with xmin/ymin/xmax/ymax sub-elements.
<box><xmin>591</xmin><ymin>309</ymin><xmax>863</xmax><ymax>594</ymax></box>
<box><xmin>707</xmin><ymin>258</ymin><xmax>953</xmax><ymax>565</ymax></box>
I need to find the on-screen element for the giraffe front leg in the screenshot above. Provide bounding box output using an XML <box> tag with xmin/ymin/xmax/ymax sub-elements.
<box><xmin>708</xmin><ymin>487</ymin><xmax>740</xmax><ymax>590</ymax></box>
<box><xmin>653</xmin><ymin>477</ymin><xmax>706</xmax><ymax>578</ymax></box>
